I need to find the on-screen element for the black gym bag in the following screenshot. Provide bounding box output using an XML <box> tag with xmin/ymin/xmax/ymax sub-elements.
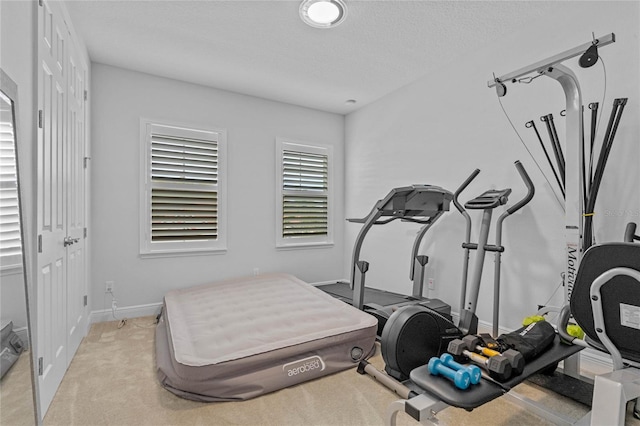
<box><xmin>481</xmin><ymin>320</ymin><xmax>556</xmax><ymax>361</ymax></box>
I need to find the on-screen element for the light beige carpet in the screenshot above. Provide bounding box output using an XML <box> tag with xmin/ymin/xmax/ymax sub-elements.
<box><xmin>0</xmin><ymin>349</ymin><xmax>38</xmax><ymax>426</ymax></box>
<box><xmin>42</xmin><ymin>317</ymin><xmax>640</xmax><ymax>426</ymax></box>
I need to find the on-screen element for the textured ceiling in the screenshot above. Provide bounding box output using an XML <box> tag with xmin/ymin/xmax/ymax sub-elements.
<box><xmin>65</xmin><ymin>0</ymin><xmax>564</xmax><ymax>114</ymax></box>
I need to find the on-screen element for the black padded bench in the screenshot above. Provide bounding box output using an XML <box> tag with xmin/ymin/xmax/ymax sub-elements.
<box><xmin>408</xmin><ymin>335</ymin><xmax>583</xmax><ymax>410</ymax></box>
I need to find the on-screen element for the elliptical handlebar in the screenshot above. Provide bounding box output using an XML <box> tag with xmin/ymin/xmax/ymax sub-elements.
<box><xmin>453</xmin><ymin>169</ymin><xmax>481</xmax><ymax>214</ymax></box>
<box><xmin>454</xmin><ymin>169</ymin><xmax>480</xmax><ymax>320</ymax></box>
<box><xmin>506</xmin><ymin>161</ymin><xmax>535</xmax><ymax>215</ymax></box>
<box><xmin>491</xmin><ymin>161</ymin><xmax>535</xmax><ymax>337</ymax></box>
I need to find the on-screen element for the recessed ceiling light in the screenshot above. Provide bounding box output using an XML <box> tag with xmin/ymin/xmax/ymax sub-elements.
<box><xmin>345</xmin><ymin>99</ymin><xmax>357</xmax><ymax>105</ymax></box>
<box><xmin>300</xmin><ymin>0</ymin><xmax>347</xmax><ymax>29</ymax></box>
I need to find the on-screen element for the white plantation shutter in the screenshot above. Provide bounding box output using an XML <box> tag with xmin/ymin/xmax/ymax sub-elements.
<box><xmin>150</xmin><ymin>134</ymin><xmax>218</xmax><ymax>242</ymax></box>
<box><xmin>277</xmin><ymin>140</ymin><xmax>332</xmax><ymax>247</ymax></box>
<box><xmin>282</xmin><ymin>150</ymin><xmax>328</xmax><ymax>237</ymax></box>
<box><xmin>0</xmin><ymin>111</ymin><xmax>21</xmax><ymax>264</ymax></box>
<box><xmin>141</xmin><ymin>121</ymin><xmax>226</xmax><ymax>255</ymax></box>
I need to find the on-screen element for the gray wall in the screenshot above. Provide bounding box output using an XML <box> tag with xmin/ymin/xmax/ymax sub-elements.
<box><xmin>344</xmin><ymin>1</ymin><xmax>640</xmax><ymax>332</ymax></box>
<box><xmin>89</xmin><ymin>64</ymin><xmax>346</xmax><ymax>313</ymax></box>
<box><xmin>0</xmin><ymin>0</ymin><xmax>37</xmax><ymax>336</ymax></box>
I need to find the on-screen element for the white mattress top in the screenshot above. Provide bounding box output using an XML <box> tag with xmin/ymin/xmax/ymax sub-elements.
<box><xmin>164</xmin><ymin>273</ymin><xmax>377</xmax><ymax>366</ymax></box>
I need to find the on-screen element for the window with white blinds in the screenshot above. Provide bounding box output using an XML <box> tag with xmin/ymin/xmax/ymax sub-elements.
<box><xmin>0</xmin><ymin>100</ymin><xmax>22</xmax><ymax>268</ymax></box>
<box><xmin>140</xmin><ymin>120</ymin><xmax>226</xmax><ymax>256</ymax></box>
<box><xmin>276</xmin><ymin>139</ymin><xmax>333</xmax><ymax>248</ymax></box>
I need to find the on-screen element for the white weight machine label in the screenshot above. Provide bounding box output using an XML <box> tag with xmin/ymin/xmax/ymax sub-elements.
<box><xmin>620</xmin><ymin>303</ymin><xmax>640</xmax><ymax>329</ymax></box>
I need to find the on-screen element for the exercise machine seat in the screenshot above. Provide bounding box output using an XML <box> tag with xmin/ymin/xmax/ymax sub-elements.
<box><xmin>570</xmin><ymin>243</ymin><xmax>640</xmax><ymax>363</ymax></box>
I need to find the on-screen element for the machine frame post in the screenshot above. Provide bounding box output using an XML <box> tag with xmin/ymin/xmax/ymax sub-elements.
<box><xmin>488</xmin><ymin>32</ymin><xmax>616</xmax><ymax>377</ymax></box>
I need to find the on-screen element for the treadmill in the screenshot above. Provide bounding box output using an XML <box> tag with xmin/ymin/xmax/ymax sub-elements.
<box><xmin>317</xmin><ymin>185</ymin><xmax>453</xmax><ymax>336</ymax></box>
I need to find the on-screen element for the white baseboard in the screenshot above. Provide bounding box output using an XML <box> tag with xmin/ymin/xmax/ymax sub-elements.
<box><xmin>88</xmin><ymin>278</ymin><xmax>344</xmax><ymax>324</ymax></box>
<box><xmin>90</xmin><ymin>302</ymin><xmax>163</xmax><ymax>324</ymax></box>
<box><xmin>577</xmin><ymin>347</ymin><xmax>614</xmax><ymax>371</ymax></box>
<box><xmin>86</xmin><ymin>278</ymin><xmax>344</xmax><ymax>324</ymax></box>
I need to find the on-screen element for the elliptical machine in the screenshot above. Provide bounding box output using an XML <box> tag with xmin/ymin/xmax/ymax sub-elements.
<box><xmin>381</xmin><ymin>161</ymin><xmax>535</xmax><ymax>380</ymax></box>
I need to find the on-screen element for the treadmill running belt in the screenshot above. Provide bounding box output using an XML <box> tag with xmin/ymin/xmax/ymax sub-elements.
<box><xmin>317</xmin><ymin>282</ymin><xmax>414</xmax><ymax>307</ymax></box>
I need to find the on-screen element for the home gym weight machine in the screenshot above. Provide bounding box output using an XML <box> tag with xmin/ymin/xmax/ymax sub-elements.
<box><xmin>488</xmin><ymin>32</ymin><xmax>617</xmax><ymax>379</ymax></box>
<box><xmin>489</xmin><ymin>33</ymin><xmax>616</xmax><ymax>304</ymax></box>
<box><xmin>318</xmin><ymin>185</ymin><xmax>454</xmax><ymax>335</ymax></box>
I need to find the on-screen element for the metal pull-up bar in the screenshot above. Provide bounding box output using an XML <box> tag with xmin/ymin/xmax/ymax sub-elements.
<box><xmin>487</xmin><ymin>33</ymin><xmax>615</xmax><ymax>89</ymax></box>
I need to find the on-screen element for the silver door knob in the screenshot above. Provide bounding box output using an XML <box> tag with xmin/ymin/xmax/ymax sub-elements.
<box><xmin>63</xmin><ymin>236</ymin><xmax>80</xmax><ymax>247</ymax></box>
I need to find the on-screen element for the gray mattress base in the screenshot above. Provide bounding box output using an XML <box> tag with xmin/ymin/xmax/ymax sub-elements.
<box><xmin>156</xmin><ymin>304</ymin><xmax>376</xmax><ymax>402</ymax></box>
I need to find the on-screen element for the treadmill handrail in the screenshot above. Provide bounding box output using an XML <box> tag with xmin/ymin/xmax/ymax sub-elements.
<box><xmin>410</xmin><ymin>211</ymin><xmax>446</xmax><ymax>281</ymax></box>
<box><xmin>349</xmin><ymin>216</ymin><xmax>436</xmax><ymax>226</ymax></box>
<box><xmin>401</xmin><ymin>217</ymin><xmax>437</xmax><ymax>225</ymax></box>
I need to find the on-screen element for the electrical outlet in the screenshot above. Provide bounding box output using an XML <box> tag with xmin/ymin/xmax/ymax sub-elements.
<box><xmin>253</xmin><ymin>268</ymin><xmax>259</xmax><ymax>276</ymax></box>
<box><xmin>105</xmin><ymin>281</ymin><xmax>114</xmax><ymax>293</ymax></box>
<box><xmin>428</xmin><ymin>277</ymin><xmax>435</xmax><ymax>290</ymax></box>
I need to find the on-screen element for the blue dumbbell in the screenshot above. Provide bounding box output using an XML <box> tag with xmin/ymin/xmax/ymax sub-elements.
<box><xmin>427</xmin><ymin>357</ymin><xmax>471</xmax><ymax>390</ymax></box>
<box><xmin>440</xmin><ymin>353</ymin><xmax>482</xmax><ymax>385</ymax></box>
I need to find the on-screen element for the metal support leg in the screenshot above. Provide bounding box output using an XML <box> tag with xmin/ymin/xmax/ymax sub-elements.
<box><xmin>562</xmin><ymin>352</ymin><xmax>582</xmax><ymax>379</ymax></box>
<box><xmin>412</xmin><ymin>255</ymin><xmax>429</xmax><ymax>299</ymax></box>
<box><xmin>386</xmin><ymin>400</ymin><xmax>407</xmax><ymax>426</ymax></box>
<box><xmin>386</xmin><ymin>394</ymin><xmax>448</xmax><ymax>426</ymax></box>
<box><xmin>353</xmin><ymin>260</ymin><xmax>369</xmax><ymax>310</ymax></box>
<box><xmin>589</xmin><ymin>369</ymin><xmax>640</xmax><ymax>426</ymax></box>
<box><xmin>466</xmin><ymin>209</ymin><xmax>492</xmax><ymax>311</ymax></box>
